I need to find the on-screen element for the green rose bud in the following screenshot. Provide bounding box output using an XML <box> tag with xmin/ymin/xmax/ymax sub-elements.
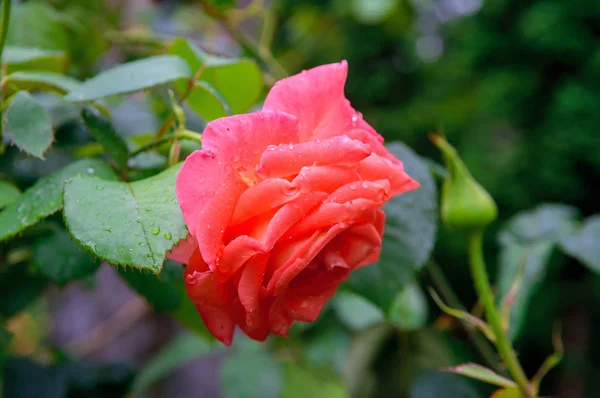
<box><xmin>430</xmin><ymin>134</ymin><xmax>498</xmax><ymax>231</ymax></box>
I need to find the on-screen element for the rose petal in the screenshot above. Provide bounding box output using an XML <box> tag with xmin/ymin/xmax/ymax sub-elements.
<box><xmin>176</xmin><ymin>150</ymin><xmax>246</xmax><ymax>267</ymax></box>
<box><xmin>257</xmin><ymin>135</ymin><xmax>370</xmax><ymax>178</ymax></box>
<box><xmin>184</xmin><ymin>250</ymin><xmax>236</xmax><ymax>345</ymax></box>
<box><xmin>343</xmin><ymin>128</ymin><xmax>401</xmax><ymax>165</ymax></box>
<box><xmin>201</xmin><ymin>111</ymin><xmax>300</xmax><ymax>184</ymax></box>
<box><xmin>293</xmin><ymin>165</ymin><xmax>360</xmax><ymax>194</ymax></box>
<box><xmin>232</xmin><ymin>298</ymin><xmax>270</xmax><ymax>342</ymax></box>
<box><xmin>324</xmin><ymin>180</ymin><xmax>390</xmax><ymax>204</ymax></box>
<box><xmin>262</xmin><ymin>191</ymin><xmax>328</xmax><ymax>248</ymax></box>
<box><xmin>263</xmin><ymin>61</ymin><xmax>349</xmax><ymax>141</ymax></box>
<box><xmin>230</xmin><ymin>178</ymin><xmax>299</xmax><ymax>225</ymax></box>
<box><xmin>285</xmin><ymin>285</ymin><xmax>341</xmax><ymax>322</ymax></box>
<box><xmin>238</xmin><ymin>253</ymin><xmax>269</xmax><ymax>329</ymax></box>
<box><xmin>327</xmin><ymin>224</ymin><xmax>382</xmax><ymax>269</ymax></box>
<box><xmin>167</xmin><ymin>234</ymin><xmax>198</xmax><ymax>264</ymax></box>
<box><xmin>357</xmin><ymin>153</ymin><xmax>420</xmax><ymax>196</ymax></box>
<box><xmin>269</xmin><ymin>223</ymin><xmax>350</xmax><ymax>295</ymax></box>
<box><xmin>265</xmin><ymin>230</ymin><xmax>322</xmax><ymax>292</ymax></box>
<box><xmin>218</xmin><ymin>235</ymin><xmax>266</xmax><ymax>279</ymax></box>
<box><xmin>195</xmin><ymin>304</ymin><xmax>236</xmax><ymax>346</ymax></box>
<box><xmin>288</xmin><ymin>199</ymin><xmax>379</xmax><ymax>237</ymax></box>
<box><xmin>268</xmin><ymin>296</ymin><xmax>294</xmax><ymax>337</ymax></box>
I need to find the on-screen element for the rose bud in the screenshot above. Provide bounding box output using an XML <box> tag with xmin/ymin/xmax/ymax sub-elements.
<box><xmin>430</xmin><ymin>133</ymin><xmax>498</xmax><ymax>231</ymax></box>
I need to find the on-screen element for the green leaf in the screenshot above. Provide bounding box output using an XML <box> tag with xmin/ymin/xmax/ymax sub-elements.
<box><xmin>184</xmin><ymin>80</ymin><xmax>231</xmax><ymax>121</ymax></box>
<box><xmin>5</xmin><ymin>91</ymin><xmax>53</xmax><ymax>159</ymax></box>
<box><xmin>280</xmin><ymin>363</ymin><xmax>347</xmax><ymax>398</ymax></box>
<box><xmin>169</xmin><ymin>38</ymin><xmax>262</xmax><ymax>116</ymax></box>
<box><xmin>333</xmin><ymin>291</ymin><xmax>384</xmax><ymax>332</ymax></box>
<box><xmin>0</xmin><ymin>265</ymin><xmax>46</xmax><ymax>317</ymax></box>
<box><xmin>346</xmin><ymin>142</ymin><xmax>438</xmax><ymax>311</ymax></box>
<box><xmin>130</xmin><ymin>333</ymin><xmax>215</xmax><ymax>394</ymax></box>
<box><xmin>221</xmin><ymin>350</ymin><xmax>283</xmax><ymax>398</ymax></box>
<box><xmin>6</xmin><ymin>3</ymin><xmax>68</xmax><ymax>51</ymax></box>
<box><xmin>559</xmin><ymin>215</ymin><xmax>600</xmax><ymax>273</ymax></box>
<box><xmin>32</xmin><ymin>228</ymin><xmax>99</xmax><ymax>285</ymax></box>
<box><xmin>444</xmin><ymin>363</ymin><xmax>517</xmax><ymax>389</ymax></box>
<box><xmin>81</xmin><ymin>108</ymin><xmax>130</xmax><ymax>168</ymax></box>
<box><xmin>0</xmin><ymin>181</ymin><xmax>21</xmax><ymax>210</ymax></box>
<box><xmin>63</xmin><ymin>164</ymin><xmax>187</xmax><ymax>273</ymax></box>
<box><xmin>388</xmin><ymin>280</ymin><xmax>428</xmax><ymax>331</ymax></box>
<box><xmin>2</xmin><ymin>46</ymin><xmax>67</xmax><ymax>73</ymax></box>
<box><xmin>496</xmin><ymin>204</ymin><xmax>578</xmax><ymax>340</ymax></box>
<box><xmin>66</xmin><ymin>55</ymin><xmax>192</xmax><ymax>102</ymax></box>
<box><xmin>0</xmin><ymin>159</ymin><xmax>117</xmax><ymax>241</ymax></box>
<box><xmin>410</xmin><ymin>370</ymin><xmax>481</xmax><ymax>398</ymax></box>
<box><xmin>3</xmin><ymin>71</ymin><xmax>80</xmax><ymax>95</ymax></box>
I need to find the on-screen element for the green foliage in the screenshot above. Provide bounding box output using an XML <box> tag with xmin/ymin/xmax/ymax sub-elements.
<box><xmin>280</xmin><ymin>362</ymin><xmax>347</xmax><ymax>398</ymax></box>
<box><xmin>3</xmin><ymin>71</ymin><xmax>80</xmax><ymax>96</ymax></box>
<box><xmin>6</xmin><ymin>2</ymin><xmax>68</xmax><ymax>51</ymax></box>
<box><xmin>560</xmin><ymin>215</ymin><xmax>600</xmax><ymax>273</ymax></box>
<box><xmin>32</xmin><ymin>227</ymin><xmax>99</xmax><ymax>285</ymax></box>
<box><xmin>5</xmin><ymin>91</ymin><xmax>53</xmax><ymax>159</ymax></box>
<box><xmin>0</xmin><ymin>182</ymin><xmax>21</xmax><ymax>210</ymax></box>
<box><xmin>388</xmin><ymin>280</ymin><xmax>428</xmax><ymax>331</ymax></box>
<box><xmin>81</xmin><ymin>108</ymin><xmax>129</xmax><ymax>169</ymax></box>
<box><xmin>444</xmin><ymin>363</ymin><xmax>516</xmax><ymax>389</ymax></box>
<box><xmin>168</xmin><ymin>38</ymin><xmax>263</xmax><ymax>120</ymax></box>
<box><xmin>0</xmin><ymin>159</ymin><xmax>116</xmax><ymax>241</ymax></box>
<box><xmin>2</xmin><ymin>46</ymin><xmax>67</xmax><ymax>72</ymax></box>
<box><xmin>66</xmin><ymin>56</ymin><xmax>192</xmax><ymax>102</ymax></box>
<box><xmin>333</xmin><ymin>291</ymin><xmax>384</xmax><ymax>332</ymax></box>
<box><xmin>496</xmin><ymin>204</ymin><xmax>578</xmax><ymax>340</ymax></box>
<box><xmin>63</xmin><ymin>165</ymin><xmax>187</xmax><ymax>273</ymax></box>
<box><xmin>1</xmin><ymin>0</ymin><xmax>597</xmax><ymax>396</ymax></box>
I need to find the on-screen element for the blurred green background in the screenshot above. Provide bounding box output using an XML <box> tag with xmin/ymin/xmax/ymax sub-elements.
<box><xmin>1</xmin><ymin>0</ymin><xmax>599</xmax><ymax>397</ymax></box>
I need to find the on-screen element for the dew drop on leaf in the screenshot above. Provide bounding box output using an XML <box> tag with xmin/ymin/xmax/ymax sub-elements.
<box><xmin>151</xmin><ymin>227</ymin><xmax>160</xmax><ymax>235</ymax></box>
<box><xmin>164</xmin><ymin>232</ymin><xmax>172</xmax><ymax>240</ymax></box>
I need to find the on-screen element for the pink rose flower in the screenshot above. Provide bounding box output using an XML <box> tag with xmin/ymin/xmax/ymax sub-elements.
<box><xmin>169</xmin><ymin>61</ymin><xmax>419</xmax><ymax>345</ymax></box>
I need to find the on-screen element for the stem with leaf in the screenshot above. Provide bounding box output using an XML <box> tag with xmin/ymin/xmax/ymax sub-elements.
<box><xmin>130</xmin><ymin>129</ymin><xmax>201</xmax><ymax>159</ymax></box>
<box><xmin>468</xmin><ymin>230</ymin><xmax>534</xmax><ymax>397</ymax></box>
<box><xmin>427</xmin><ymin>261</ymin><xmax>502</xmax><ymax>372</ymax></box>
